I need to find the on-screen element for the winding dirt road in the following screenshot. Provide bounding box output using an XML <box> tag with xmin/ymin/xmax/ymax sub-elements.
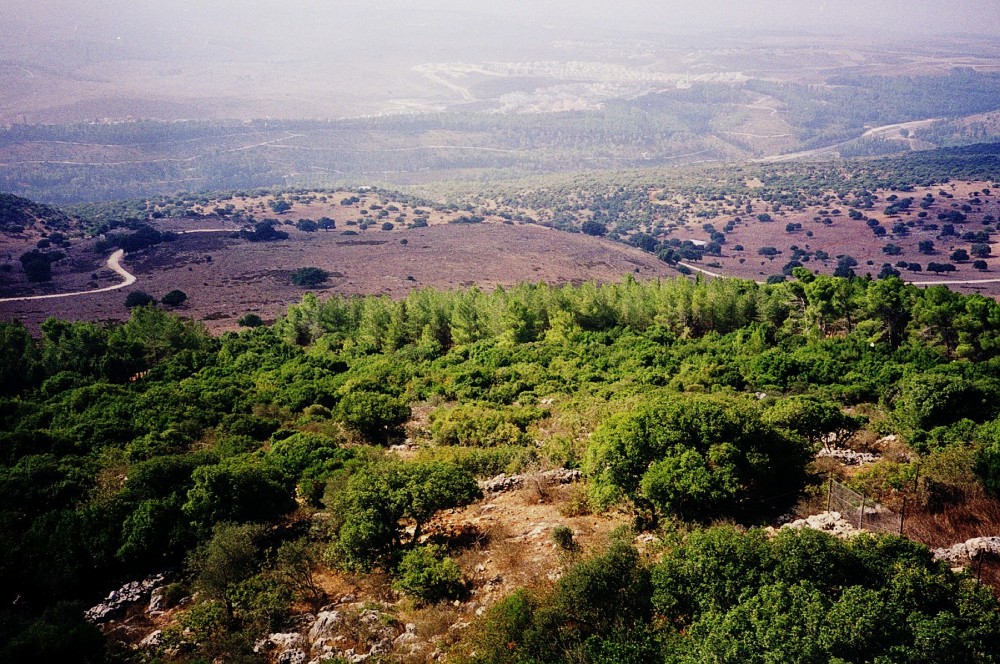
<box><xmin>758</xmin><ymin>118</ymin><xmax>942</xmax><ymax>163</ymax></box>
<box><xmin>0</xmin><ymin>249</ymin><xmax>136</xmax><ymax>303</ymax></box>
<box><xmin>0</xmin><ymin>229</ymin><xmax>235</xmax><ymax>304</ymax></box>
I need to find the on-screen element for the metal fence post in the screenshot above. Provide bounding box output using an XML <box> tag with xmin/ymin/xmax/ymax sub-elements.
<box><xmin>899</xmin><ymin>496</ymin><xmax>906</xmax><ymax>536</ymax></box>
<box><xmin>827</xmin><ymin>478</ymin><xmax>833</xmax><ymax>512</ymax></box>
<box><xmin>859</xmin><ymin>493</ymin><xmax>866</xmax><ymax>529</ymax></box>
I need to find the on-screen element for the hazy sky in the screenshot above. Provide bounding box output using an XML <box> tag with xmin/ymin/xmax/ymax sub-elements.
<box><xmin>4</xmin><ymin>0</ymin><xmax>1000</xmax><ymax>47</ymax></box>
<box><xmin>2</xmin><ymin>0</ymin><xmax>999</xmax><ymax>122</ymax></box>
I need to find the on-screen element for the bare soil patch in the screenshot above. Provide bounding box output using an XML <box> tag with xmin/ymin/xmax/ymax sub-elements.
<box><xmin>1</xmin><ymin>222</ymin><xmax>676</xmax><ymax>332</ymax></box>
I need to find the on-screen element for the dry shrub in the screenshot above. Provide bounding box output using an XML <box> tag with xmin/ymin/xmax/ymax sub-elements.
<box><xmin>904</xmin><ymin>493</ymin><xmax>1000</xmax><ymax>548</ymax></box>
<box><xmin>558</xmin><ymin>483</ymin><xmax>593</xmax><ymax>518</ymax></box>
<box><xmin>521</xmin><ymin>471</ymin><xmax>556</xmax><ymax>505</ymax></box>
<box><xmin>484</xmin><ymin>523</ymin><xmax>522</xmax><ymax>576</ymax></box>
<box><xmin>850</xmin><ymin>428</ymin><xmax>882</xmax><ymax>453</ymax></box>
<box><xmin>410</xmin><ymin>602</ymin><xmax>462</xmax><ymax>640</ymax></box>
<box><xmin>811</xmin><ymin>457</ymin><xmax>848</xmax><ymax>482</ymax></box>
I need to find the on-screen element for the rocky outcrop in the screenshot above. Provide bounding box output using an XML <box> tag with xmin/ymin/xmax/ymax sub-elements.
<box><xmin>269</xmin><ymin>602</ymin><xmax>423</xmax><ymax>663</ymax></box>
<box><xmin>138</xmin><ymin>630</ymin><xmax>164</xmax><ymax>650</ymax></box>
<box><xmin>84</xmin><ymin>573</ymin><xmax>167</xmax><ymax>623</ymax></box>
<box><xmin>480</xmin><ymin>468</ymin><xmax>582</xmax><ymax>494</ymax></box>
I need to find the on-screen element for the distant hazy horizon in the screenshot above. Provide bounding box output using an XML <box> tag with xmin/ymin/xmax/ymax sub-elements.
<box><xmin>3</xmin><ymin>1</ymin><xmax>999</xmax><ymax>54</ymax></box>
<box><xmin>1</xmin><ymin>0</ymin><xmax>999</xmax><ymax>124</ymax></box>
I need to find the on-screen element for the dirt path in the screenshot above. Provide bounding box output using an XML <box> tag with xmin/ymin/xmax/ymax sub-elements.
<box><xmin>0</xmin><ymin>249</ymin><xmax>136</xmax><ymax>303</ymax></box>
<box><xmin>0</xmin><ymin>229</ymin><xmax>235</xmax><ymax>304</ymax></box>
<box><xmin>678</xmin><ymin>260</ymin><xmax>766</xmax><ymax>284</ymax></box>
<box><xmin>758</xmin><ymin>117</ymin><xmax>942</xmax><ymax>163</ymax></box>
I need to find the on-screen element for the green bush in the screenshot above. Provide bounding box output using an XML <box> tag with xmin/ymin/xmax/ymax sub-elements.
<box><xmin>394</xmin><ymin>545</ymin><xmax>464</xmax><ymax>604</ymax></box>
<box><xmin>325</xmin><ymin>460</ymin><xmax>481</xmax><ymax>570</ymax></box>
<box><xmin>585</xmin><ymin>394</ymin><xmax>811</xmax><ymax>520</ymax></box>
<box><xmin>551</xmin><ymin>525</ymin><xmax>576</xmax><ymax>552</ymax></box>
<box><xmin>335</xmin><ymin>390</ymin><xmax>410</xmax><ymax>444</ymax></box>
<box><xmin>413</xmin><ymin>445</ymin><xmax>536</xmax><ymax>478</ymax></box>
<box><xmin>428</xmin><ymin>403</ymin><xmax>545</xmax><ymax>447</ymax></box>
<box><xmin>291</xmin><ymin>267</ymin><xmax>329</xmax><ymax>287</ymax></box>
<box><xmin>124</xmin><ymin>290</ymin><xmax>155</xmax><ymax>308</ymax></box>
<box><xmin>237</xmin><ymin>313</ymin><xmax>264</xmax><ymax>327</ymax></box>
<box><xmin>161</xmin><ymin>289</ymin><xmax>188</xmax><ymax>306</ymax></box>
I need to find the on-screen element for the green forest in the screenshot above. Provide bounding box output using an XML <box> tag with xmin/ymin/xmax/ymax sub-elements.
<box><xmin>4</xmin><ymin>272</ymin><xmax>1000</xmax><ymax>662</ymax></box>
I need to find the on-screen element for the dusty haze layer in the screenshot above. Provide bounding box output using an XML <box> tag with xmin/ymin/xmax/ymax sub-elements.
<box><xmin>1</xmin><ymin>1</ymin><xmax>999</xmax><ymax>123</ymax></box>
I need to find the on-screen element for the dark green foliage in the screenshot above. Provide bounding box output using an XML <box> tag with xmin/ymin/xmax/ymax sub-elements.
<box><xmin>764</xmin><ymin>395</ymin><xmax>865</xmax><ymax>449</ymax></box>
<box><xmin>19</xmin><ymin>249</ymin><xmax>64</xmax><ymax>282</ymax></box>
<box><xmin>188</xmin><ymin>522</ymin><xmax>265</xmax><ymax>618</ymax></box>
<box><xmin>183</xmin><ymin>456</ymin><xmax>297</xmax><ymax>535</ymax></box>
<box><xmin>335</xmin><ymin>390</ymin><xmax>410</xmax><ymax>443</ymax></box>
<box><xmin>394</xmin><ymin>545</ymin><xmax>465</xmax><ymax>604</ymax></box>
<box><xmin>238</xmin><ymin>313</ymin><xmax>265</xmax><ymax>327</ymax></box>
<box><xmin>325</xmin><ymin>460</ymin><xmax>481</xmax><ymax>570</ymax></box>
<box><xmin>0</xmin><ymin>603</ymin><xmax>108</xmax><ymax>663</ymax></box>
<box><xmin>273</xmin><ymin>538</ymin><xmax>326</xmax><ymax>609</ymax></box>
<box><xmin>124</xmin><ymin>290</ymin><xmax>156</xmax><ymax>308</ymax></box>
<box><xmin>972</xmin><ymin>243</ymin><xmax>992</xmax><ymax>258</ymax></box>
<box><xmin>428</xmin><ymin>403</ymin><xmax>544</xmax><ymax>447</ymax></box>
<box><xmin>551</xmin><ymin>525</ymin><xmax>577</xmax><ymax>552</ymax></box>
<box><xmin>240</xmin><ymin>219</ymin><xmax>289</xmax><ymax>242</ymax></box>
<box><xmin>472</xmin><ymin>541</ymin><xmax>653</xmax><ymax>663</ymax></box>
<box><xmin>107</xmin><ymin>224</ymin><xmax>163</xmax><ymax>252</ymax></box>
<box><xmin>290</xmin><ymin>266</ymin><xmax>329</xmax><ymax>287</ymax></box>
<box><xmin>266</xmin><ymin>432</ymin><xmax>352</xmax><ymax>504</ymax></box>
<box><xmin>585</xmin><ymin>394</ymin><xmax>811</xmax><ymax>520</ymax></box>
<box><xmin>8</xmin><ymin>274</ymin><xmax>1000</xmax><ymax>657</ymax></box>
<box><xmin>161</xmin><ymin>289</ymin><xmax>188</xmax><ymax>306</ymax></box>
<box><xmin>476</xmin><ymin>526</ymin><xmax>1000</xmax><ymax>663</ymax></box>
<box><xmin>893</xmin><ymin>372</ymin><xmax>994</xmax><ymax>434</ymax></box>
<box><xmin>0</xmin><ymin>321</ymin><xmax>42</xmax><ymax>395</ymax></box>
<box><xmin>0</xmin><ymin>192</ymin><xmax>74</xmax><ymax>232</ymax></box>
<box><xmin>651</xmin><ymin>526</ymin><xmax>1000</xmax><ymax>664</ymax></box>
<box><xmin>975</xmin><ymin>419</ymin><xmax>1000</xmax><ymax>496</ymax></box>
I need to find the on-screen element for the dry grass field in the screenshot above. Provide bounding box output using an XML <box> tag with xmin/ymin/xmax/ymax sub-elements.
<box><xmin>0</xmin><ymin>221</ymin><xmax>676</xmax><ymax>332</ymax></box>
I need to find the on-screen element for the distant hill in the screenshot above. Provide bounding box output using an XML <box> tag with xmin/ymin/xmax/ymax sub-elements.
<box><xmin>0</xmin><ymin>193</ymin><xmax>75</xmax><ymax>236</ymax></box>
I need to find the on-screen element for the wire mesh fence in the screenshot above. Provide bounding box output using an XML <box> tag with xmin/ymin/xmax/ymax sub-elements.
<box><xmin>826</xmin><ymin>479</ymin><xmax>904</xmax><ymax>535</ymax></box>
<box><xmin>825</xmin><ymin>479</ymin><xmax>998</xmax><ymax>588</ymax></box>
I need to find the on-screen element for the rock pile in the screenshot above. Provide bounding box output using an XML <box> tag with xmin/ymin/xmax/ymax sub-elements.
<box><xmin>255</xmin><ymin>599</ymin><xmax>426</xmax><ymax>664</ymax></box>
<box><xmin>480</xmin><ymin>468</ymin><xmax>582</xmax><ymax>494</ymax></box>
<box><xmin>777</xmin><ymin>511</ymin><xmax>859</xmax><ymax>539</ymax></box>
<box><xmin>817</xmin><ymin>447</ymin><xmax>880</xmax><ymax>466</ymax></box>
<box><xmin>932</xmin><ymin>536</ymin><xmax>1000</xmax><ymax>564</ymax></box>
<box><xmin>84</xmin><ymin>573</ymin><xmax>167</xmax><ymax>623</ymax></box>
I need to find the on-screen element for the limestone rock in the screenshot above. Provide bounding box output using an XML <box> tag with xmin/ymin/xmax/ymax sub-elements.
<box><xmin>308</xmin><ymin>610</ymin><xmax>343</xmax><ymax>642</ymax></box>
<box><xmin>278</xmin><ymin>649</ymin><xmax>308</xmax><ymax>664</ymax></box>
<box><xmin>480</xmin><ymin>468</ymin><xmax>582</xmax><ymax>494</ymax></box>
<box><xmin>138</xmin><ymin>630</ymin><xmax>163</xmax><ymax>650</ymax></box>
<box><xmin>84</xmin><ymin>573</ymin><xmax>167</xmax><ymax>623</ymax></box>
<box><xmin>933</xmin><ymin>536</ymin><xmax>1000</xmax><ymax>564</ymax></box>
<box><xmin>779</xmin><ymin>511</ymin><xmax>859</xmax><ymax>539</ymax></box>
<box><xmin>817</xmin><ymin>447</ymin><xmax>879</xmax><ymax>466</ymax></box>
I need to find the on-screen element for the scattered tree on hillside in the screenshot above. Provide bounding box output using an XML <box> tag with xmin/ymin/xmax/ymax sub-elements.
<box><xmin>125</xmin><ymin>290</ymin><xmax>156</xmax><ymax>308</ymax></box>
<box><xmin>291</xmin><ymin>267</ymin><xmax>329</xmax><ymax>287</ymax></box>
<box><xmin>161</xmin><ymin>290</ymin><xmax>188</xmax><ymax>307</ymax></box>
